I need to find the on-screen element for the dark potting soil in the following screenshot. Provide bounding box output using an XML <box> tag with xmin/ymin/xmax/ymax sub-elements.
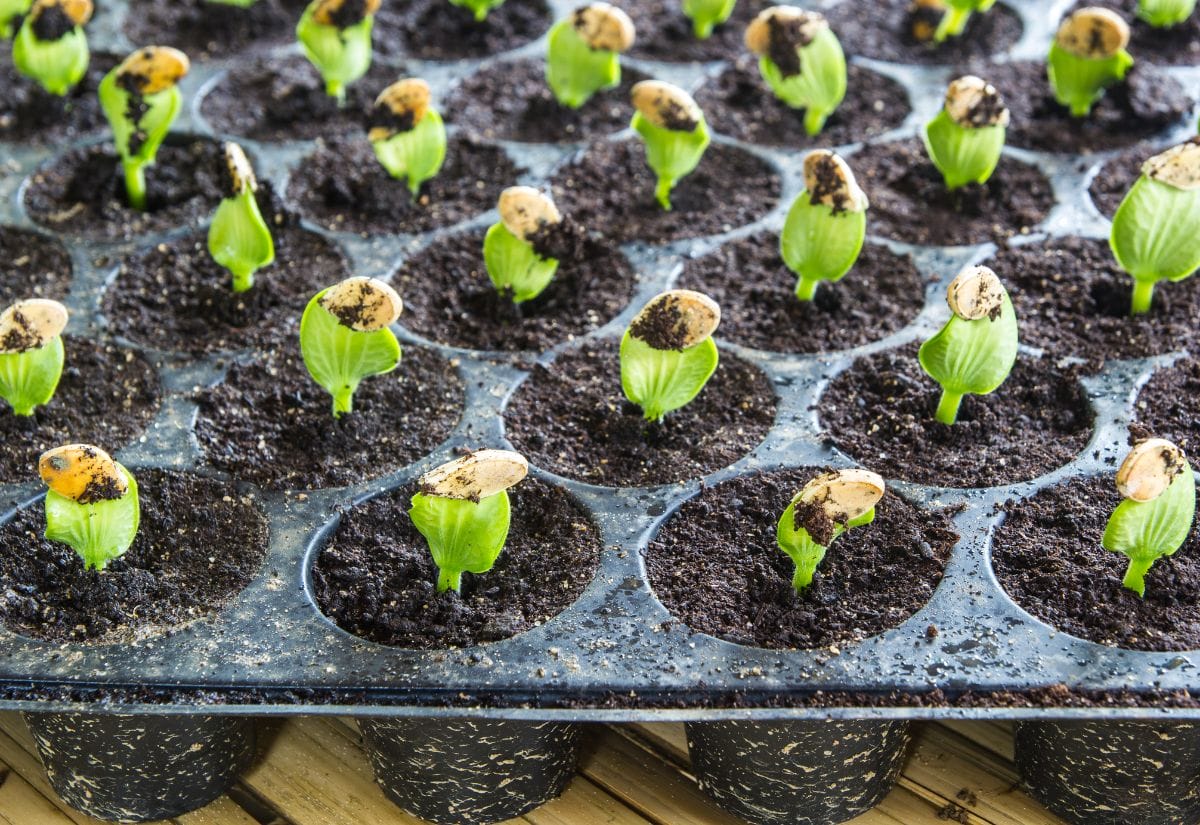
<box><xmin>1069</xmin><ymin>0</ymin><xmax>1200</xmax><ymax>65</ymax></box>
<box><xmin>693</xmin><ymin>59</ymin><xmax>911</xmax><ymax>149</ymax></box>
<box><xmin>0</xmin><ymin>226</ymin><xmax>72</xmax><ymax>305</ymax></box>
<box><xmin>503</xmin><ymin>342</ymin><xmax>777</xmax><ymax>487</ymax></box>
<box><xmin>103</xmin><ymin>185</ymin><xmax>350</xmax><ymax>356</ymax></box>
<box><xmin>624</xmin><ymin>0</ymin><xmax>768</xmax><ymax>63</ymax></box>
<box><xmin>824</xmin><ymin>0</ymin><xmax>1023</xmax><ymax>64</ymax></box>
<box><xmin>444</xmin><ymin>58</ymin><xmax>649</xmax><ymax>143</ymax></box>
<box><xmin>0</xmin><ymin>470</ymin><xmax>268</xmax><ymax>644</ymax></box>
<box><xmin>286</xmin><ymin>134</ymin><xmax>519</xmax><ymax>236</ymax></box>
<box><xmin>311</xmin><ymin>478</ymin><xmax>601</xmax><ymax>649</ymax></box>
<box><xmin>851</xmin><ymin>138</ymin><xmax>1054</xmax><ymax>246</ymax></box>
<box><xmin>372</xmin><ymin>0</ymin><xmax>551</xmax><ymax>62</ymax></box>
<box><xmin>992</xmin><ymin>475</ymin><xmax>1200</xmax><ymax>651</ymax></box>
<box><xmin>1088</xmin><ymin>140</ymin><xmax>1158</xmax><ymax>219</ymax></box>
<box><xmin>193</xmin><ymin>347</ymin><xmax>464</xmax><ymax>490</ymax></box>
<box><xmin>390</xmin><ymin>227</ymin><xmax>638</xmax><ymax>352</ymax></box>
<box><xmin>23</xmin><ymin>138</ymin><xmax>226</xmax><ymax>241</ymax></box>
<box><xmin>122</xmin><ymin>0</ymin><xmax>309</xmax><ymax>60</ymax></box>
<box><xmin>645</xmin><ymin>468</ymin><xmax>957</xmax><ymax>649</ymax></box>
<box><xmin>675</xmin><ymin>234</ymin><xmax>927</xmax><ymax>353</ymax></box>
<box><xmin>0</xmin><ymin>51</ymin><xmax>116</xmax><ymax>145</ymax></box>
<box><xmin>0</xmin><ymin>338</ymin><xmax>160</xmax><ymax>483</ymax></box>
<box><xmin>984</xmin><ymin>235</ymin><xmax>1200</xmax><ymax>365</ymax></box>
<box><xmin>549</xmin><ymin>139</ymin><xmax>780</xmax><ymax>244</ymax></box>
<box><xmin>819</xmin><ymin>343</ymin><xmax>1094</xmax><ymax>488</ymax></box>
<box><xmin>1133</xmin><ymin>358</ymin><xmax>1200</xmax><ymax>462</ymax></box>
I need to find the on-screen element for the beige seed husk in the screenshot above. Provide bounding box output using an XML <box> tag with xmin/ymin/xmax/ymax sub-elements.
<box><xmin>1141</xmin><ymin>138</ymin><xmax>1200</xmax><ymax>191</ymax></box>
<box><xmin>1116</xmin><ymin>438</ymin><xmax>1189</xmax><ymax>503</ymax></box>
<box><xmin>947</xmin><ymin>266</ymin><xmax>1005</xmax><ymax>321</ymax></box>
<box><xmin>0</xmin><ymin>299</ymin><xmax>68</xmax><ymax>354</ymax></box>
<box><xmin>319</xmin><ymin>277</ymin><xmax>403</xmax><ymax>332</ymax></box>
<box><xmin>30</xmin><ymin>0</ymin><xmax>93</xmax><ymax>27</ymax></box>
<box><xmin>571</xmin><ymin>3</ymin><xmax>635</xmax><ymax>52</ymax></box>
<box><xmin>39</xmin><ymin>444</ymin><xmax>127</xmax><ymax>504</ymax></box>
<box><xmin>803</xmin><ymin>150</ymin><xmax>869</xmax><ymax>212</ymax></box>
<box><xmin>311</xmin><ymin>0</ymin><xmax>381</xmax><ymax>26</ymax></box>
<box><xmin>223</xmin><ymin>142</ymin><xmax>257</xmax><ymax>195</ymax></box>
<box><xmin>368</xmin><ymin>78</ymin><xmax>432</xmax><ymax>142</ymax></box>
<box><xmin>630</xmin><ymin>289</ymin><xmax>720</xmax><ymax>350</ymax></box>
<box><xmin>114</xmin><ymin>46</ymin><xmax>190</xmax><ymax>95</ymax></box>
<box><xmin>419</xmin><ymin>449</ymin><xmax>530</xmax><ymax>501</ymax></box>
<box><xmin>794</xmin><ymin>468</ymin><xmax>886</xmax><ymax>523</ymax></box>
<box><xmin>630</xmin><ymin>80</ymin><xmax>703</xmax><ymax>131</ymax></box>
<box><xmin>944</xmin><ymin>75</ymin><xmax>1010</xmax><ymax>128</ymax></box>
<box><xmin>498</xmin><ymin>186</ymin><xmax>561</xmax><ymax>242</ymax></box>
<box><xmin>744</xmin><ymin>6</ymin><xmax>827</xmax><ymax>57</ymax></box>
<box><xmin>1055</xmin><ymin>7</ymin><xmax>1130</xmax><ymax>59</ymax></box>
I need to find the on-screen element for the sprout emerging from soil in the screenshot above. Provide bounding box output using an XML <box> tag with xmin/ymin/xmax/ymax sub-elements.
<box><xmin>98</xmin><ymin>46</ymin><xmax>190</xmax><ymax>211</ymax></box>
<box><xmin>1103</xmin><ymin>438</ymin><xmax>1196</xmax><ymax>597</ymax></box>
<box><xmin>1138</xmin><ymin>0</ymin><xmax>1196</xmax><ymax>27</ymax></box>
<box><xmin>0</xmin><ymin>0</ymin><xmax>31</xmax><ymax>38</ymax></box>
<box><xmin>449</xmin><ymin>0</ymin><xmax>505</xmax><ymax>22</ymax></box>
<box><xmin>0</xmin><ymin>298</ymin><xmax>68</xmax><ymax>416</ymax></box>
<box><xmin>1110</xmin><ymin>139</ymin><xmax>1200</xmax><ymax>315</ymax></box>
<box><xmin>620</xmin><ymin>289</ymin><xmax>720</xmax><ymax>422</ymax></box>
<box><xmin>777</xmin><ymin>469</ymin><xmax>885</xmax><ymax>591</ymax></box>
<box><xmin>484</xmin><ymin>186</ymin><xmax>564</xmax><ymax>303</ymax></box>
<box><xmin>208</xmin><ymin>142</ymin><xmax>274</xmax><ymax>293</ymax></box>
<box><xmin>924</xmin><ymin>75</ymin><xmax>1009</xmax><ymax>190</ymax></box>
<box><xmin>781</xmin><ymin>150</ymin><xmax>868</xmax><ymax>302</ymax></box>
<box><xmin>409</xmin><ymin>449</ymin><xmax>529</xmax><ymax>593</ymax></box>
<box><xmin>683</xmin><ymin>0</ymin><xmax>736</xmax><ymax>39</ymax></box>
<box><xmin>744</xmin><ymin>7</ymin><xmax>846</xmax><ymax>136</ymax></box>
<box><xmin>630</xmin><ymin>80</ymin><xmax>710</xmax><ymax>210</ymax></box>
<box><xmin>1048</xmin><ymin>7</ymin><xmax>1133</xmax><ymax>117</ymax></box>
<box><xmin>933</xmin><ymin>0</ymin><xmax>996</xmax><ymax>42</ymax></box>
<box><xmin>299</xmin><ymin>277</ymin><xmax>402</xmax><ymax>418</ymax></box>
<box><xmin>296</xmin><ymin>0</ymin><xmax>380</xmax><ymax>103</ymax></box>
<box><xmin>39</xmin><ymin>444</ymin><xmax>140</xmax><ymax>571</ymax></box>
<box><xmin>919</xmin><ymin>265</ymin><xmax>1017</xmax><ymax>425</ymax></box>
<box><xmin>368</xmin><ymin>78</ymin><xmax>447</xmax><ymax>198</ymax></box>
<box><xmin>12</xmin><ymin>0</ymin><xmax>92</xmax><ymax>96</ymax></box>
<box><xmin>545</xmin><ymin>3</ymin><xmax>635</xmax><ymax>109</ymax></box>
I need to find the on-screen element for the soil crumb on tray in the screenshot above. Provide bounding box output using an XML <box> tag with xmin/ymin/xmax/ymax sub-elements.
<box><xmin>1089</xmin><ymin>140</ymin><xmax>1162</xmax><ymax>219</ymax></box>
<box><xmin>1069</xmin><ymin>0</ymin><xmax>1200</xmax><ymax>65</ymax></box>
<box><xmin>373</xmin><ymin>0</ymin><xmax>551</xmax><ymax>61</ymax></box>
<box><xmin>0</xmin><ymin>471</ymin><xmax>268</xmax><ymax>644</ymax></box>
<box><xmin>645</xmin><ymin>468</ymin><xmax>957</xmax><ymax>649</ymax></box>
<box><xmin>0</xmin><ymin>226</ymin><xmax>72</xmax><ymax>305</ymax></box>
<box><xmin>312</xmin><ymin>478</ymin><xmax>601</xmax><ymax>649</ymax></box>
<box><xmin>123</xmin><ymin>0</ymin><xmax>308</xmax><ymax>60</ymax></box>
<box><xmin>0</xmin><ymin>52</ymin><xmax>116</xmax><ymax>145</ymax></box>
<box><xmin>624</xmin><ymin>0</ymin><xmax>769</xmax><ymax>63</ymax></box>
<box><xmin>825</xmin><ymin>0</ymin><xmax>1023</xmax><ymax>64</ymax></box>
<box><xmin>1133</xmin><ymin>358</ymin><xmax>1200</xmax><ymax>462</ymax></box>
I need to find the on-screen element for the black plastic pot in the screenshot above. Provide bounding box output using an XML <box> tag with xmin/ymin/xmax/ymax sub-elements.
<box><xmin>23</xmin><ymin>713</ymin><xmax>255</xmax><ymax>822</ymax></box>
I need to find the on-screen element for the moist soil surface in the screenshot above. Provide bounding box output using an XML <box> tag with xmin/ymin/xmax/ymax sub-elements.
<box><xmin>694</xmin><ymin>60</ymin><xmax>910</xmax><ymax>148</ymax></box>
<box><xmin>23</xmin><ymin>138</ymin><xmax>226</xmax><ymax>241</ymax></box>
<box><xmin>504</xmin><ymin>342</ymin><xmax>777</xmax><ymax>487</ymax></box>
<box><xmin>0</xmin><ymin>338</ymin><xmax>160</xmax><ymax>483</ymax></box>
<box><xmin>825</xmin><ymin>0</ymin><xmax>1023</xmax><ymax>64</ymax></box>
<box><xmin>0</xmin><ymin>470</ymin><xmax>268</xmax><ymax>644</ymax></box>
<box><xmin>624</xmin><ymin>0</ymin><xmax>769</xmax><ymax>63</ymax></box>
<box><xmin>992</xmin><ymin>475</ymin><xmax>1200</xmax><ymax>651</ymax></box>
<box><xmin>549</xmin><ymin>139</ymin><xmax>780</xmax><ymax>244</ymax></box>
<box><xmin>1089</xmin><ymin>140</ymin><xmax>1159</xmax><ymax>219</ymax></box>
<box><xmin>312</xmin><ymin>478</ymin><xmax>601</xmax><ymax>649</ymax></box>
<box><xmin>372</xmin><ymin>0</ymin><xmax>551</xmax><ymax>62</ymax></box>
<box><xmin>287</xmin><ymin>135</ymin><xmax>519</xmax><ymax>236</ymax></box>
<box><xmin>851</xmin><ymin>138</ymin><xmax>1054</xmax><ymax>246</ymax></box>
<box><xmin>984</xmin><ymin>235</ymin><xmax>1200</xmax><ymax>366</ymax></box>
<box><xmin>645</xmin><ymin>468</ymin><xmax>958</xmax><ymax>649</ymax></box>
<box><xmin>676</xmin><ymin>234</ymin><xmax>927</xmax><ymax>353</ymax></box>
<box><xmin>104</xmin><ymin>186</ymin><xmax>350</xmax><ymax>356</ymax></box>
<box><xmin>1069</xmin><ymin>0</ymin><xmax>1200</xmax><ymax>65</ymax></box>
<box><xmin>122</xmin><ymin>0</ymin><xmax>308</xmax><ymax>60</ymax></box>
<box><xmin>0</xmin><ymin>51</ymin><xmax>116</xmax><ymax>145</ymax></box>
<box><xmin>820</xmin><ymin>343</ymin><xmax>1094</xmax><ymax>488</ymax></box>
<box><xmin>194</xmin><ymin>347</ymin><xmax>464</xmax><ymax>490</ymax></box>
<box><xmin>1133</xmin><ymin>358</ymin><xmax>1200</xmax><ymax>461</ymax></box>
<box><xmin>391</xmin><ymin>227</ymin><xmax>638</xmax><ymax>352</ymax></box>
<box><xmin>445</xmin><ymin>58</ymin><xmax>649</xmax><ymax>143</ymax></box>
<box><xmin>0</xmin><ymin>226</ymin><xmax>72</xmax><ymax>305</ymax></box>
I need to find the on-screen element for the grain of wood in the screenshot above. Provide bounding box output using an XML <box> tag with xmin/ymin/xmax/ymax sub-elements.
<box><xmin>0</xmin><ymin>767</ymin><xmax>77</xmax><ymax>825</ymax></box>
<box><xmin>940</xmin><ymin>721</ymin><xmax>1017</xmax><ymax>762</ymax></box>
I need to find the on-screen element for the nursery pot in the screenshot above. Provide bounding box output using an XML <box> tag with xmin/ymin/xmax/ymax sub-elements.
<box><xmin>358</xmin><ymin>717</ymin><xmax>579</xmax><ymax>824</ymax></box>
<box><xmin>686</xmin><ymin>719</ymin><xmax>911</xmax><ymax>825</ymax></box>
<box><xmin>1015</xmin><ymin>719</ymin><xmax>1200</xmax><ymax>825</ymax></box>
<box><xmin>24</xmin><ymin>712</ymin><xmax>256</xmax><ymax>823</ymax></box>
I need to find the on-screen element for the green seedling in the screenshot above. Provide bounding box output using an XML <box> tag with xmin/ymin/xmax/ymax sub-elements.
<box><xmin>484</xmin><ymin>186</ymin><xmax>565</xmax><ymax>303</ymax></box>
<box><xmin>299</xmin><ymin>276</ymin><xmax>403</xmax><ymax>418</ymax></box>
<box><xmin>545</xmin><ymin>2</ymin><xmax>635</xmax><ymax>108</ymax></box>
<box><xmin>296</xmin><ymin>0</ymin><xmax>380</xmax><ymax>103</ymax></box>
<box><xmin>449</xmin><ymin>0</ymin><xmax>504</xmax><ymax>21</ymax></box>
<box><xmin>781</xmin><ymin>150</ymin><xmax>869</xmax><ymax>302</ymax></box>
<box><xmin>919</xmin><ymin>265</ymin><xmax>1018</xmax><ymax>425</ymax></box>
<box><xmin>0</xmin><ymin>0</ymin><xmax>30</xmax><ymax>37</ymax></box>
<box><xmin>409</xmin><ymin>449</ymin><xmax>529</xmax><ymax>593</ymax></box>
<box><xmin>683</xmin><ymin>0</ymin><xmax>736</xmax><ymax>39</ymax></box>
<box><xmin>0</xmin><ymin>299</ymin><xmax>68</xmax><ymax>417</ymax></box>
<box><xmin>1048</xmin><ymin>7</ymin><xmax>1133</xmax><ymax>117</ymax></box>
<box><xmin>924</xmin><ymin>74</ymin><xmax>1009</xmax><ymax>190</ymax></box>
<box><xmin>933</xmin><ymin>0</ymin><xmax>996</xmax><ymax>41</ymax></box>
<box><xmin>208</xmin><ymin>142</ymin><xmax>274</xmax><ymax>293</ymax></box>
<box><xmin>1110</xmin><ymin>138</ymin><xmax>1200</xmax><ymax>315</ymax></box>
<box><xmin>630</xmin><ymin>80</ymin><xmax>710</xmax><ymax>210</ymax></box>
<box><xmin>368</xmin><ymin>77</ymin><xmax>447</xmax><ymax>198</ymax></box>
<box><xmin>620</xmin><ymin>289</ymin><xmax>720</xmax><ymax>422</ymax></box>
<box><xmin>1138</xmin><ymin>0</ymin><xmax>1196</xmax><ymax>26</ymax></box>
<box><xmin>39</xmin><ymin>444</ymin><xmax>140</xmax><ymax>572</ymax></box>
<box><xmin>777</xmin><ymin>469</ymin><xmax>885</xmax><ymax>591</ymax></box>
<box><xmin>98</xmin><ymin>46</ymin><xmax>190</xmax><ymax>211</ymax></box>
<box><xmin>744</xmin><ymin>6</ymin><xmax>846</xmax><ymax>136</ymax></box>
<box><xmin>1103</xmin><ymin>438</ymin><xmax>1196</xmax><ymax>597</ymax></box>
<box><xmin>12</xmin><ymin>0</ymin><xmax>92</xmax><ymax>96</ymax></box>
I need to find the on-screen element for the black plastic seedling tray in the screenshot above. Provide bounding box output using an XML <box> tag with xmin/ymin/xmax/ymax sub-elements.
<box><xmin>1</xmin><ymin>0</ymin><xmax>1199</xmax><ymax>722</ymax></box>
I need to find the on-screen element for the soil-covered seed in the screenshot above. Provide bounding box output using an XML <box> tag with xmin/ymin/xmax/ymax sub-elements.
<box><xmin>0</xmin><ymin>227</ymin><xmax>72</xmax><ymax>305</ymax></box>
<box><xmin>123</xmin><ymin>0</ymin><xmax>309</xmax><ymax>60</ymax></box>
<box><xmin>825</xmin><ymin>0</ymin><xmax>1023</xmax><ymax>64</ymax></box>
<box><xmin>373</xmin><ymin>0</ymin><xmax>551</xmax><ymax>61</ymax></box>
<box><xmin>1069</xmin><ymin>0</ymin><xmax>1200</xmax><ymax>65</ymax></box>
<box><xmin>0</xmin><ymin>52</ymin><xmax>116</xmax><ymax>145</ymax></box>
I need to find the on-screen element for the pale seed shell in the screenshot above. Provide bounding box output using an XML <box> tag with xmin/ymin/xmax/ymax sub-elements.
<box><xmin>571</xmin><ymin>3</ymin><xmax>635</xmax><ymax>52</ymax></box>
<box><xmin>744</xmin><ymin>6</ymin><xmax>827</xmax><ymax>57</ymax></box>
<box><xmin>629</xmin><ymin>289</ymin><xmax>720</xmax><ymax>350</ymax></box>
<box><xmin>794</xmin><ymin>468</ymin><xmax>886</xmax><ymax>523</ymax></box>
<box><xmin>0</xmin><ymin>299</ymin><xmax>68</xmax><ymax>354</ymax></box>
<box><xmin>630</xmin><ymin>80</ymin><xmax>703</xmax><ymax>131</ymax></box>
<box><xmin>1142</xmin><ymin>138</ymin><xmax>1200</xmax><ymax>191</ymax></box>
<box><xmin>1055</xmin><ymin>7</ymin><xmax>1130</xmax><ymax>59</ymax></box>
<box><xmin>1116</xmin><ymin>438</ymin><xmax>1190</xmax><ymax>502</ymax></box>
<box><xmin>39</xmin><ymin>444</ymin><xmax>128</xmax><ymax>504</ymax></box>
<box><xmin>803</xmin><ymin>150</ymin><xmax>869</xmax><ymax>212</ymax></box>
<box><xmin>223</xmin><ymin>142</ymin><xmax>257</xmax><ymax>195</ymax></box>
<box><xmin>419</xmin><ymin>449</ymin><xmax>530</xmax><ymax>501</ymax></box>
<box><xmin>30</xmin><ymin>0</ymin><xmax>94</xmax><ymax>28</ymax></box>
<box><xmin>497</xmin><ymin>186</ymin><xmax>561</xmax><ymax>242</ymax></box>
<box><xmin>319</xmin><ymin>277</ymin><xmax>403</xmax><ymax>332</ymax></box>
<box><xmin>114</xmin><ymin>46</ymin><xmax>190</xmax><ymax>95</ymax></box>
<box><xmin>946</xmin><ymin>266</ymin><xmax>1005</xmax><ymax>321</ymax></box>
<box><xmin>311</xmin><ymin>0</ymin><xmax>381</xmax><ymax>26</ymax></box>
<box><xmin>368</xmin><ymin>78</ymin><xmax>432</xmax><ymax>142</ymax></box>
<box><xmin>944</xmin><ymin>75</ymin><xmax>1010</xmax><ymax>129</ymax></box>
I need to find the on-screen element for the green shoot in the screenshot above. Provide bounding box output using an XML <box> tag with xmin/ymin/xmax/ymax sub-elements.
<box><xmin>409</xmin><ymin>450</ymin><xmax>529</xmax><ymax>592</ymax></box>
<box><xmin>620</xmin><ymin>289</ymin><xmax>720</xmax><ymax>422</ymax></box>
<box><xmin>777</xmin><ymin>469</ymin><xmax>884</xmax><ymax>591</ymax></box>
<box><xmin>368</xmin><ymin>78</ymin><xmax>447</xmax><ymax>198</ymax></box>
<box><xmin>39</xmin><ymin>444</ymin><xmax>140</xmax><ymax>572</ymax></box>
<box><xmin>208</xmin><ymin>142</ymin><xmax>274</xmax><ymax>293</ymax></box>
<box><xmin>299</xmin><ymin>277</ymin><xmax>403</xmax><ymax>418</ymax></box>
<box><xmin>1110</xmin><ymin>139</ymin><xmax>1200</xmax><ymax>315</ymax></box>
<box><xmin>0</xmin><ymin>0</ymin><xmax>31</xmax><ymax>37</ymax></box>
<box><xmin>924</xmin><ymin>75</ymin><xmax>1009</xmax><ymax>190</ymax></box>
<box><xmin>296</xmin><ymin>0</ymin><xmax>380</xmax><ymax>104</ymax></box>
<box><xmin>12</xmin><ymin>0</ymin><xmax>92</xmax><ymax>96</ymax></box>
<box><xmin>97</xmin><ymin>46</ymin><xmax>190</xmax><ymax>211</ymax></box>
<box><xmin>744</xmin><ymin>7</ymin><xmax>846</xmax><ymax>136</ymax></box>
<box><xmin>484</xmin><ymin>186</ymin><xmax>564</xmax><ymax>303</ymax></box>
<box><xmin>781</xmin><ymin>150</ymin><xmax>868</xmax><ymax>302</ymax></box>
<box><xmin>1103</xmin><ymin>438</ymin><xmax>1196</xmax><ymax>597</ymax></box>
<box><xmin>1138</xmin><ymin>0</ymin><xmax>1196</xmax><ymax>26</ymax></box>
<box><xmin>934</xmin><ymin>0</ymin><xmax>996</xmax><ymax>41</ymax></box>
<box><xmin>0</xmin><ymin>299</ymin><xmax>68</xmax><ymax>417</ymax></box>
<box><xmin>630</xmin><ymin>80</ymin><xmax>710</xmax><ymax>210</ymax></box>
<box><xmin>545</xmin><ymin>3</ymin><xmax>635</xmax><ymax>109</ymax></box>
<box><xmin>449</xmin><ymin>0</ymin><xmax>505</xmax><ymax>22</ymax></box>
<box><xmin>1048</xmin><ymin>7</ymin><xmax>1133</xmax><ymax>117</ymax></box>
<box><xmin>919</xmin><ymin>265</ymin><xmax>1018</xmax><ymax>425</ymax></box>
<box><xmin>682</xmin><ymin>0</ymin><xmax>736</xmax><ymax>39</ymax></box>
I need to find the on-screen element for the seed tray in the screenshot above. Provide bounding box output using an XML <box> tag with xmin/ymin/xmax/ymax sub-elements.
<box><xmin>1</xmin><ymin>0</ymin><xmax>1199</xmax><ymax>720</ymax></box>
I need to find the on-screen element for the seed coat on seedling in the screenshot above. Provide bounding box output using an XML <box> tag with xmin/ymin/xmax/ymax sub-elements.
<box><xmin>208</xmin><ymin>142</ymin><xmax>275</xmax><ymax>293</ymax></box>
<box><xmin>39</xmin><ymin>443</ymin><xmax>141</xmax><ymax>571</ymax></box>
<box><xmin>924</xmin><ymin>75</ymin><xmax>1009</xmax><ymax>190</ymax></box>
<box><xmin>630</xmin><ymin>80</ymin><xmax>710</xmax><ymax>210</ymax></box>
<box><xmin>297</xmin><ymin>0</ymin><xmax>380</xmax><ymax>102</ymax></box>
<box><xmin>368</xmin><ymin>77</ymin><xmax>447</xmax><ymax>196</ymax></box>
<box><xmin>781</xmin><ymin>150</ymin><xmax>868</xmax><ymax>301</ymax></box>
<box><xmin>485</xmin><ymin>186</ymin><xmax>565</xmax><ymax>303</ymax></box>
<box><xmin>1048</xmin><ymin>7</ymin><xmax>1133</xmax><ymax>117</ymax></box>
<box><xmin>0</xmin><ymin>298</ymin><xmax>68</xmax><ymax>417</ymax></box>
<box><xmin>744</xmin><ymin>6</ymin><xmax>846</xmax><ymax>136</ymax></box>
<box><xmin>12</xmin><ymin>0</ymin><xmax>93</xmax><ymax>95</ymax></box>
<box><xmin>545</xmin><ymin>2</ymin><xmax>635</xmax><ymax>108</ymax></box>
